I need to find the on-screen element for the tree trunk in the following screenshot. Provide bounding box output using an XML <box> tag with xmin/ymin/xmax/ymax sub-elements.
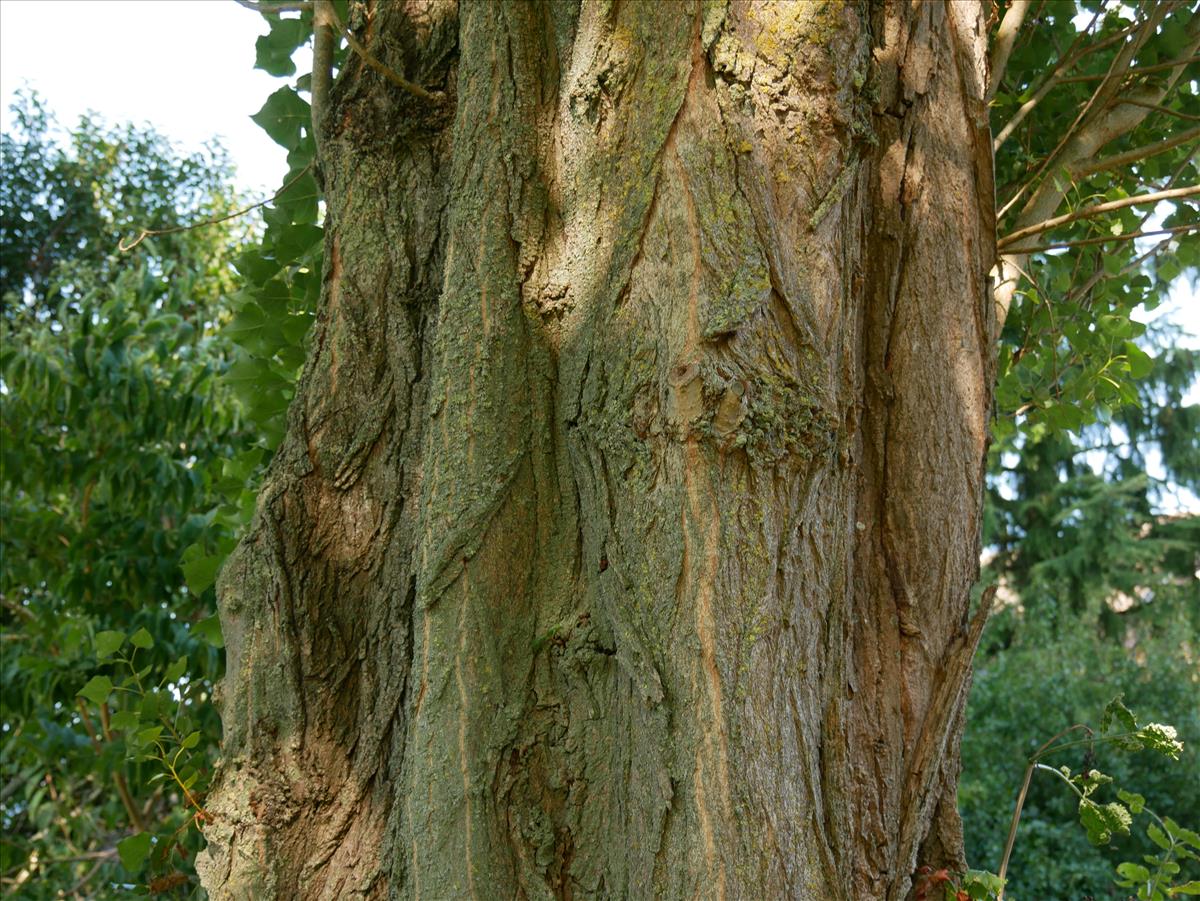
<box><xmin>198</xmin><ymin>1</ymin><xmax>996</xmax><ymax>898</ymax></box>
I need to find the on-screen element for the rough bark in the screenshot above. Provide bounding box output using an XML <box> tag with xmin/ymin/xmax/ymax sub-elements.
<box><xmin>198</xmin><ymin>1</ymin><xmax>996</xmax><ymax>898</ymax></box>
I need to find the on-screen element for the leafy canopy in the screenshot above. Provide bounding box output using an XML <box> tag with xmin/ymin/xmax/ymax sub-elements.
<box><xmin>0</xmin><ymin>94</ymin><xmax>250</xmax><ymax>897</ymax></box>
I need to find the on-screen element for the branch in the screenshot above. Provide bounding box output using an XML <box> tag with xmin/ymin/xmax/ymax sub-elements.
<box><xmin>1002</xmin><ymin>222</ymin><xmax>1199</xmax><ymax>255</ymax></box>
<box><xmin>1072</xmin><ymin>125</ymin><xmax>1200</xmax><ymax>178</ymax></box>
<box><xmin>118</xmin><ymin>163</ymin><xmax>314</xmax><ymax>252</ymax></box>
<box><xmin>997</xmin><ymin>5</ymin><xmax>1173</xmax><ymax>219</ymax></box>
<box><xmin>988</xmin><ymin>0</ymin><xmax>1033</xmax><ymax>103</ymax></box>
<box><xmin>311</xmin><ymin>0</ymin><xmax>334</xmax><ymax>164</ymax></box>
<box><xmin>1057</xmin><ymin>54</ymin><xmax>1200</xmax><ymax>83</ymax></box>
<box><xmin>999</xmin><ymin>185</ymin><xmax>1200</xmax><ymax>248</ymax></box>
<box><xmin>993</xmin><ymin>17</ymin><xmax>1137</xmax><ymax>151</ymax></box>
<box><xmin>991</xmin><ymin>7</ymin><xmax>1200</xmax><ymax>327</ymax></box>
<box><xmin>327</xmin><ymin>4</ymin><xmax>443</xmax><ymax>103</ymax></box>
<box><xmin>1067</xmin><ymin>144</ymin><xmax>1199</xmax><ymax>303</ymax></box>
<box><xmin>1112</xmin><ymin>98</ymin><xmax>1200</xmax><ymax>123</ymax></box>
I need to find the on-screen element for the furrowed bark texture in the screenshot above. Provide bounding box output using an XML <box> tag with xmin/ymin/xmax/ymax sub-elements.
<box><xmin>198</xmin><ymin>1</ymin><xmax>996</xmax><ymax>898</ymax></box>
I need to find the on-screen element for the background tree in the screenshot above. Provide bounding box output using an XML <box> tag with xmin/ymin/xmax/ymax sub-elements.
<box><xmin>0</xmin><ymin>94</ymin><xmax>250</xmax><ymax>897</ymax></box>
<box><xmin>959</xmin><ymin>0</ymin><xmax>1200</xmax><ymax>896</ymax></box>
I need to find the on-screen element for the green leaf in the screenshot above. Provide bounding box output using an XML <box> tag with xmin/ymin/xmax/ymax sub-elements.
<box><xmin>163</xmin><ymin>655</ymin><xmax>189</xmax><ymax>685</ymax></box>
<box><xmin>117</xmin><ymin>831</ymin><xmax>153</xmax><ymax>872</ymax></box>
<box><xmin>129</xmin><ymin>627</ymin><xmax>154</xmax><ymax>650</ymax></box>
<box><xmin>962</xmin><ymin>870</ymin><xmax>1005</xmax><ymax>899</ymax></box>
<box><xmin>77</xmin><ymin>675</ymin><xmax>113</xmax><ymax>706</ymax></box>
<box><xmin>1124</xmin><ymin>341</ymin><xmax>1154</xmax><ymax>379</ymax></box>
<box><xmin>1116</xmin><ymin>862</ymin><xmax>1151</xmax><ymax>883</ymax></box>
<box><xmin>1080</xmin><ymin>797</ymin><xmax>1132</xmax><ymax>845</ymax></box>
<box><xmin>1137</xmin><ymin>723</ymin><xmax>1184</xmax><ymax>759</ymax></box>
<box><xmin>251</xmin><ymin>87</ymin><xmax>310</xmax><ymax>150</ymax></box>
<box><xmin>94</xmin><ymin>630</ymin><xmax>126</xmax><ymax>658</ymax></box>
<box><xmin>254</xmin><ymin>18</ymin><xmax>308</xmax><ymax>77</ymax></box>
<box><xmin>134</xmin><ymin>725</ymin><xmax>164</xmax><ymax>746</ymax></box>
<box><xmin>1101</xmin><ymin>694</ymin><xmax>1136</xmax><ymax>734</ymax></box>
<box><xmin>192</xmin><ymin>614</ymin><xmax>224</xmax><ymax>648</ymax></box>
<box><xmin>1118</xmin><ymin>789</ymin><xmax>1146</xmax><ymax>814</ymax></box>
<box><xmin>1170</xmin><ymin>881</ymin><xmax>1200</xmax><ymax>895</ymax></box>
<box><xmin>1165</xmin><ymin>818</ymin><xmax>1200</xmax><ymax>849</ymax></box>
<box><xmin>181</xmin><ymin>730</ymin><xmax>201</xmax><ymax>750</ymax></box>
<box><xmin>181</xmin><ymin>542</ymin><xmax>222</xmax><ymax>595</ymax></box>
<box><xmin>109</xmin><ymin>709</ymin><xmax>140</xmax><ymax>731</ymax></box>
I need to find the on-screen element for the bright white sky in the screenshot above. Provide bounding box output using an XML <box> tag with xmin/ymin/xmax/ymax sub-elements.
<box><xmin>0</xmin><ymin>0</ymin><xmax>1195</xmax><ymax>509</ymax></box>
<box><xmin>0</xmin><ymin>0</ymin><xmax>309</xmax><ymax>194</ymax></box>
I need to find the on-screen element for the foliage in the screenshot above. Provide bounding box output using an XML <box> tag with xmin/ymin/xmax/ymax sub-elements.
<box><xmin>991</xmin><ymin>0</ymin><xmax>1199</xmax><ymax>438</ymax></box>
<box><xmin>0</xmin><ymin>96</ymin><xmax>248</xmax><ymax>897</ymax></box>
<box><xmin>176</xmin><ymin>3</ymin><xmax>331</xmax><ymax>595</ymax></box>
<box><xmin>962</xmin><ymin>617</ymin><xmax>1200</xmax><ymax>899</ymax></box>
<box><xmin>0</xmin><ymin>91</ymin><xmax>241</xmax><ymax>317</ymax></box>
<box><xmin>962</xmin><ymin>3</ymin><xmax>1200</xmax><ymax>895</ymax></box>
<box><xmin>944</xmin><ymin>697</ymin><xmax>1195</xmax><ymax>901</ymax></box>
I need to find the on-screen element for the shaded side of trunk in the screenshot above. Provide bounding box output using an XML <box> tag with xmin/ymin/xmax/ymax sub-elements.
<box><xmin>198</xmin><ymin>2</ymin><xmax>995</xmax><ymax>899</ymax></box>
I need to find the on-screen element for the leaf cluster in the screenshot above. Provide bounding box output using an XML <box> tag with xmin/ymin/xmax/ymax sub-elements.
<box><xmin>0</xmin><ymin>99</ymin><xmax>247</xmax><ymax>898</ymax></box>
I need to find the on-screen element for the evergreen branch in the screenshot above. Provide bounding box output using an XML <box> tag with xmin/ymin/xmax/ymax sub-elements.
<box><xmin>999</xmin><ymin>185</ymin><xmax>1200</xmax><ymax>248</ymax></box>
<box><xmin>118</xmin><ymin>163</ymin><xmax>314</xmax><ymax>252</ymax></box>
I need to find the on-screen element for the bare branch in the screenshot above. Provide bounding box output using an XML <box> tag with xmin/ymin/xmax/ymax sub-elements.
<box><xmin>1073</xmin><ymin>125</ymin><xmax>1200</xmax><ymax>178</ymax></box>
<box><xmin>999</xmin><ymin>185</ymin><xmax>1200</xmax><ymax>249</ymax></box>
<box><xmin>1111</xmin><ymin>98</ymin><xmax>1200</xmax><ymax>123</ymax></box>
<box><xmin>988</xmin><ymin>0</ymin><xmax>1033</xmax><ymax>103</ymax></box>
<box><xmin>1057</xmin><ymin>54</ymin><xmax>1200</xmax><ymax>83</ymax></box>
<box><xmin>1001</xmin><ymin>222</ymin><xmax>1199</xmax><ymax>255</ymax></box>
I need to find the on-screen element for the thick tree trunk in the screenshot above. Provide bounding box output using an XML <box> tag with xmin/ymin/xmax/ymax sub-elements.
<box><xmin>198</xmin><ymin>1</ymin><xmax>996</xmax><ymax>898</ymax></box>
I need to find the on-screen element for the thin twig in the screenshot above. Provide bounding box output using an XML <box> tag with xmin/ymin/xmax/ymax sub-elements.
<box><xmin>118</xmin><ymin>163</ymin><xmax>314</xmax><ymax>252</ymax></box>
<box><xmin>1111</xmin><ymin>98</ymin><xmax>1200</xmax><ymax>123</ymax></box>
<box><xmin>1003</xmin><ymin>222</ymin><xmax>1199</xmax><ymax>255</ymax></box>
<box><xmin>996</xmin><ymin>724</ymin><xmax>1093</xmax><ymax>901</ymax></box>
<box><xmin>1057</xmin><ymin>54</ymin><xmax>1200</xmax><ymax>83</ymax></box>
<box><xmin>327</xmin><ymin>4</ymin><xmax>443</xmax><ymax>103</ymax></box>
<box><xmin>998</xmin><ymin>185</ymin><xmax>1200</xmax><ymax>248</ymax></box>
<box><xmin>1072</xmin><ymin>125</ymin><xmax>1200</xmax><ymax>178</ymax></box>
